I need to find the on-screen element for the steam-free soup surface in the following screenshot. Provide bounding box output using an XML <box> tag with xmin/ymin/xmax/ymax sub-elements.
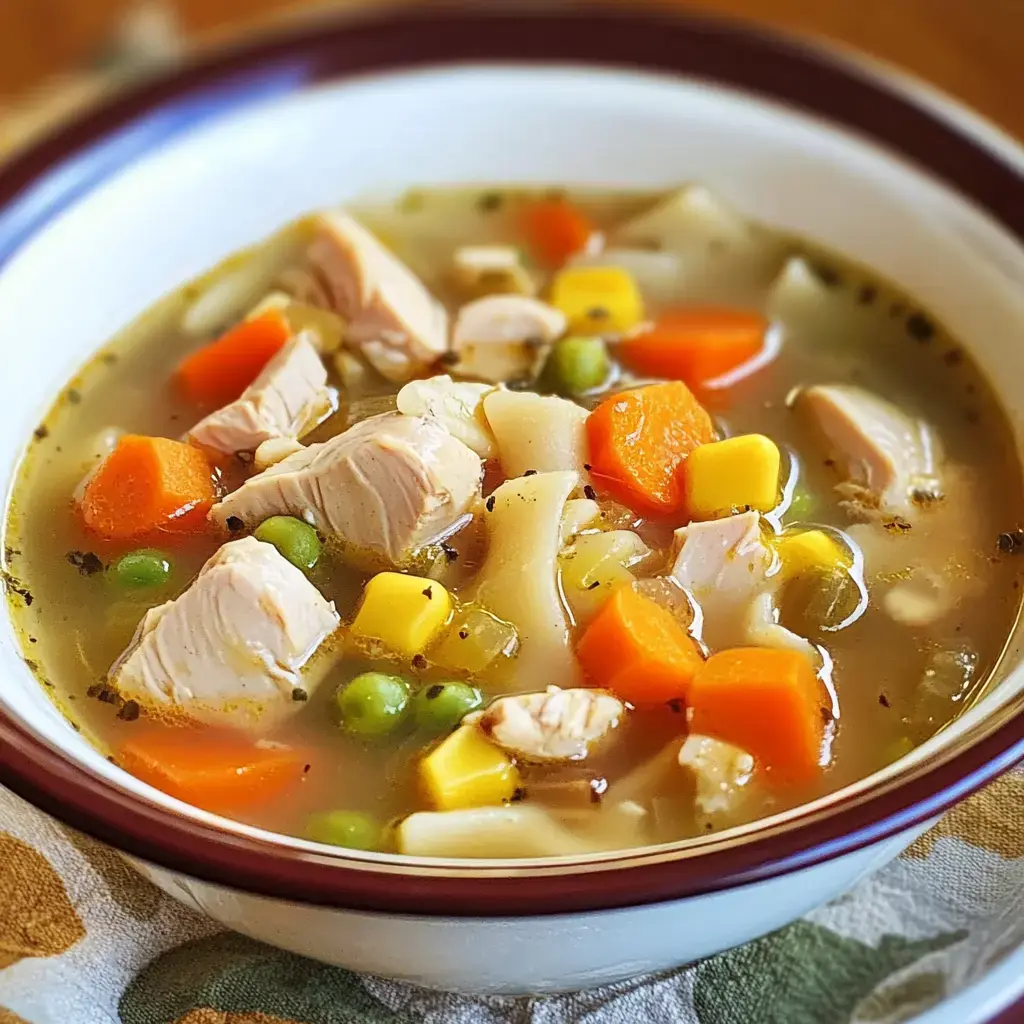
<box><xmin>7</xmin><ymin>186</ymin><xmax>1022</xmax><ymax>858</ymax></box>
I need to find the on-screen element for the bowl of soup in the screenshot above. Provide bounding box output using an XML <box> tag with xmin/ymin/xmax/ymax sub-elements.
<box><xmin>0</xmin><ymin>4</ymin><xmax>1022</xmax><ymax>996</ymax></box>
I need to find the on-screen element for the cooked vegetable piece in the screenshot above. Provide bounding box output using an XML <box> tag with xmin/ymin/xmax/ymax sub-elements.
<box><xmin>430</xmin><ymin>606</ymin><xmax>519</xmax><ymax>676</ymax></box>
<box><xmin>452</xmin><ymin>245</ymin><xmax>536</xmax><ymax>298</ymax></box>
<box><xmin>560</xmin><ymin>529</ymin><xmax>650</xmax><ymax>623</ymax></box>
<box><xmin>336</xmin><ymin>672</ymin><xmax>410</xmax><ymax>737</ymax></box>
<box><xmin>254</xmin><ymin>516</ymin><xmax>322</xmax><ymax>572</ymax></box>
<box><xmin>776</xmin><ymin>528</ymin><xmax>852</xmax><ymax>580</ymax></box>
<box><xmin>550</xmin><ymin>266</ymin><xmax>645</xmax><ymax>335</ymax></box>
<box><xmin>576</xmin><ymin>584</ymin><xmax>704</xmax><ymax>704</ymax></box>
<box><xmin>586</xmin><ymin>381</ymin><xmax>715</xmax><ymax>516</ymax></box>
<box><xmin>682</xmin><ymin>434</ymin><xmax>781</xmax><ymax>519</ymax></box>
<box><xmin>785</xmin><ymin>483</ymin><xmax>818</xmax><ymax>521</ymax></box>
<box><xmin>109</xmin><ymin>549</ymin><xmax>171</xmax><ymax>590</ymax></box>
<box><xmin>396</xmin><ymin>375</ymin><xmax>497</xmax><ymax>458</ymax></box>
<box><xmin>420</xmin><ymin>724</ymin><xmax>520</xmax><ymax>811</ymax></box>
<box><xmin>545</xmin><ymin>337</ymin><xmax>611</xmax><ymax>395</ymax></box>
<box><xmin>781</xmin><ymin>566</ymin><xmax>862</xmax><ymax>634</ymax></box>
<box><xmin>80</xmin><ymin>435</ymin><xmax>216</xmax><ymax>541</ymax></box>
<box><xmin>411</xmin><ymin>682</ymin><xmax>483</xmax><ymax>734</ymax></box>
<box><xmin>118</xmin><ymin>730</ymin><xmax>309</xmax><ymax>813</ymax></box>
<box><xmin>621</xmin><ymin>308</ymin><xmax>765</xmax><ymax>385</ymax></box>
<box><xmin>521</xmin><ymin>199</ymin><xmax>597</xmax><ymax>268</ymax></box>
<box><xmin>306</xmin><ymin>810</ymin><xmax>382</xmax><ymax>851</ymax></box>
<box><xmin>687</xmin><ymin>647</ymin><xmax>825</xmax><ymax>782</ymax></box>
<box><xmin>349</xmin><ymin>573</ymin><xmax>453</xmax><ymax>658</ymax></box>
<box><xmin>176</xmin><ymin>310</ymin><xmax>292</xmax><ymax>408</ymax></box>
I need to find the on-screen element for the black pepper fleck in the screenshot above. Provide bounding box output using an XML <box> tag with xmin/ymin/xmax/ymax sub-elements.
<box><xmin>906</xmin><ymin>313</ymin><xmax>935</xmax><ymax>342</ymax></box>
<box><xmin>477</xmin><ymin>192</ymin><xmax>503</xmax><ymax>212</ymax></box>
<box><xmin>422</xmin><ymin>587</ymin><xmax>433</xmax><ymax>600</ymax></box>
<box><xmin>303</xmin><ymin>763</ymin><xmax>311</xmax><ymax>774</ymax></box>
<box><xmin>485</xmin><ymin>495</ymin><xmax>496</xmax><ymax>512</ymax></box>
<box><xmin>524</xmin><ymin>469</ymin><xmax>538</xmax><ymax>476</ymax></box>
<box><xmin>586</xmin><ymin>580</ymin><xmax>602</xmax><ymax>591</ymax></box>
<box><xmin>878</xmin><ymin>693</ymin><xmax>891</xmax><ymax>709</ymax></box>
<box><xmin>118</xmin><ymin>700</ymin><xmax>141</xmax><ymax>722</ymax></box>
<box><xmin>292</xmin><ymin>687</ymin><xmax>309</xmax><ymax>702</ymax></box>
<box><xmin>997</xmin><ymin>530</ymin><xmax>1024</xmax><ymax>554</ymax></box>
<box><xmin>857</xmin><ymin>285</ymin><xmax>877</xmax><ymax>305</ymax></box>
<box><xmin>666</xmin><ymin>698</ymin><xmax>685</xmax><ymax>714</ymax></box>
<box><xmin>87</xmin><ymin>683</ymin><xmax>104</xmax><ymax>698</ymax></box>
<box><xmin>943</xmin><ymin>349</ymin><xmax>964</xmax><ymax>367</ymax></box>
<box><xmin>425</xmin><ymin>684</ymin><xmax>444</xmax><ymax>700</ymax></box>
<box><xmin>441</xmin><ymin>542</ymin><xmax>459</xmax><ymax>563</ymax></box>
<box><xmin>583</xmin><ymin>484</ymin><xmax>597</xmax><ymax>501</ymax></box>
<box><xmin>583</xmin><ymin>463</ymin><xmax>592</xmax><ymax>472</ymax></box>
<box><xmin>458</xmin><ymin>629</ymin><xmax>469</xmax><ymax>640</ymax></box>
<box><xmin>32</xmin><ymin>425</ymin><xmax>49</xmax><ymax>441</ymax></box>
<box><xmin>226</xmin><ymin>516</ymin><xmax>244</xmax><ymax>533</ymax></box>
<box><xmin>510</xmin><ymin>787</ymin><xmax>527</xmax><ymax>803</ymax></box>
<box><xmin>412</xmin><ymin>653</ymin><xmax>428</xmax><ymax>670</ymax></box>
<box><xmin>66</xmin><ymin>389</ymin><xmax>82</xmax><ymax>404</ymax></box>
<box><xmin>66</xmin><ymin>550</ymin><xmax>104</xmax><ymax>577</ymax></box>
<box><xmin>883</xmin><ymin>516</ymin><xmax>912</xmax><ymax>534</ymax></box>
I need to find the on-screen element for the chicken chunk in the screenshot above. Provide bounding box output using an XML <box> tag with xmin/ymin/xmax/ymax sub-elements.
<box><xmin>189</xmin><ymin>334</ymin><xmax>332</xmax><ymax>455</ymax></box>
<box><xmin>678</xmin><ymin>734</ymin><xmax>755</xmax><ymax>826</ymax></box>
<box><xmin>797</xmin><ymin>385</ymin><xmax>940</xmax><ymax>514</ymax></box>
<box><xmin>451</xmin><ymin>295</ymin><xmax>566</xmax><ymax>384</ymax></box>
<box><xmin>451</xmin><ymin>245</ymin><xmax>536</xmax><ymax>299</ymax></box>
<box><xmin>210</xmin><ymin>412</ymin><xmax>482</xmax><ymax>565</ymax></box>
<box><xmin>475</xmin><ymin>686</ymin><xmax>625</xmax><ymax>762</ymax></box>
<box><xmin>284</xmin><ymin>211</ymin><xmax>448</xmax><ymax>381</ymax></box>
<box><xmin>110</xmin><ymin>537</ymin><xmax>339</xmax><ymax>733</ymax></box>
<box><xmin>671</xmin><ymin>511</ymin><xmax>774</xmax><ymax>651</ymax></box>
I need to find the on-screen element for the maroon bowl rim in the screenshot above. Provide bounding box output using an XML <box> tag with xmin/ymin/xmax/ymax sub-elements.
<box><xmin>1</xmin><ymin>2</ymin><xmax>1023</xmax><ymax>918</ymax></box>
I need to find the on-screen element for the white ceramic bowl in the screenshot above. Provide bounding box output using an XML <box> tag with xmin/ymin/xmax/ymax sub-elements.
<box><xmin>0</xmin><ymin>6</ymin><xmax>1022</xmax><ymax>997</ymax></box>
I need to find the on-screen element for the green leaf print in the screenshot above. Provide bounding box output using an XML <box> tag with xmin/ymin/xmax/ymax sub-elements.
<box><xmin>119</xmin><ymin>932</ymin><xmax>407</xmax><ymax>1024</ymax></box>
<box><xmin>692</xmin><ymin>921</ymin><xmax>965</xmax><ymax>1024</ymax></box>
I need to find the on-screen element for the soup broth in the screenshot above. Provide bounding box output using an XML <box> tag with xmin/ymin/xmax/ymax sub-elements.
<box><xmin>6</xmin><ymin>185</ymin><xmax>1022</xmax><ymax>857</ymax></box>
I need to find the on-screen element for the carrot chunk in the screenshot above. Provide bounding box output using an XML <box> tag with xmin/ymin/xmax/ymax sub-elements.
<box><xmin>585</xmin><ymin>381</ymin><xmax>715</xmax><ymax>516</ymax></box>
<box><xmin>621</xmin><ymin>307</ymin><xmax>766</xmax><ymax>386</ymax></box>
<box><xmin>119</xmin><ymin>729</ymin><xmax>309</xmax><ymax>814</ymax></box>
<box><xmin>176</xmin><ymin>310</ymin><xmax>292</xmax><ymax>408</ymax></box>
<box><xmin>80</xmin><ymin>435</ymin><xmax>216</xmax><ymax>542</ymax></box>
<box><xmin>688</xmin><ymin>648</ymin><xmax>826</xmax><ymax>783</ymax></box>
<box><xmin>521</xmin><ymin>199</ymin><xmax>596</xmax><ymax>268</ymax></box>
<box><xmin>576</xmin><ymin>585</ymin><xmax>704</xmax><ymax>705</ymax></box>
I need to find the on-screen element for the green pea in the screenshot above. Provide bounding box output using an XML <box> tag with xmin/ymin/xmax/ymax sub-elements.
<box><xmin>110</xmin><ymin>549</ymin><xmax>172</xmax><ymax>590</ymax></box>
<box><xmin>786</xmin><ymin>485</ymin><xmax>818</xmax><ymax>521</ymax></box>
<box><xmin>412</xmin><ymin>681</ymin><xmax>483</xmax><ymax>734</ymax></box>
<box><xmin>254</xmin><ymin>515</ymin><xmax>321</xmax><ymax>571</ymax></box>
<box><xmin>336</xmin><ymin>672</ymin><xmax>410</xmax><ymax>737</ymax></box>
<box><xmin>547</xmin><ymin>337</ymin><xmax>610</xmax><ymax>395</ymax></box>
<box><xmin>306</xmin><ymin>809</ymin><xmax>381</xmax><ymax>851</ymax></box>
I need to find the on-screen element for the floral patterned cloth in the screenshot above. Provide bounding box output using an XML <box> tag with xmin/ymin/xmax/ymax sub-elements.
<box><xmin>1</xmin><ymin>771</ymin><xmax>1022</xmax><ymax>1024</ymax></box>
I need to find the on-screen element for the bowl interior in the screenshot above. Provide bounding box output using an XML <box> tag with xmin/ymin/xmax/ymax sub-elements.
<box><xmin>1</xmin><ymin>63</ymin><xmax>1023</xmax><ymax>865</ymax></box>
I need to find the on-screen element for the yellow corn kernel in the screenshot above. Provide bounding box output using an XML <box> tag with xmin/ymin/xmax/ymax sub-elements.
<box><xmin>550</xmin><ymin>266</ymin><xmax>645</xmax><ymax>334</ymax></box>
<box><xmin>421</xmin><ymin>725</ymin><xmax>521</xmax><ymax>811</ymax></box>
<box><xmin>350</xmin><ymin>572</ymin><xmax>452</xmax><ymax>658</ymax></box>
<box><xmin>777</xmin><ymin>528</ymin><xmax>852</xmax><ymax>580</ymax></box>
<box><xmin>683</xmin><ymin>434</ymin><xmax>781</xmax><ymax>519</ymax></box>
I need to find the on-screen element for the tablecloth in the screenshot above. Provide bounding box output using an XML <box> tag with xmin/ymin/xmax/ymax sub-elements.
<box><xmin>2</xmin><ymin>770</ymin><xmax>1022</xmax><ymax>1024</ymax></box>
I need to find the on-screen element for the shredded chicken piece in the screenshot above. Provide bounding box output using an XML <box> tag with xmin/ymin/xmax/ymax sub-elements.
<box><xmin>477</xmin><ymin>686</ymin><xmax>625</xmax><ymax>762</ymax></box>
